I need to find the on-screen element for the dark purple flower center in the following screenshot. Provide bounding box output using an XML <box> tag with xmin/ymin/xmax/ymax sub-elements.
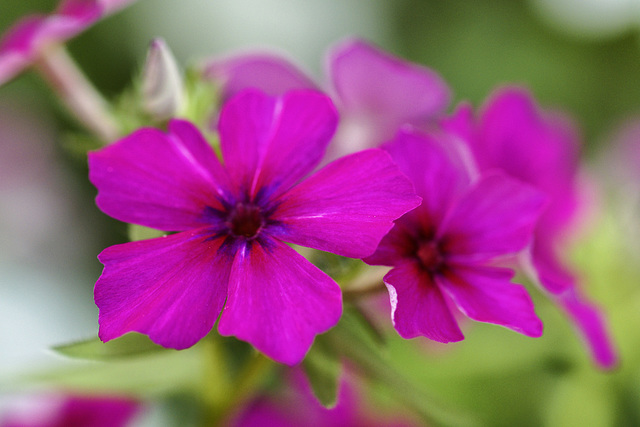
<box><xmin>416</xmin><ymin>240</ymin><xmax>444</xmax><ymax>273</ymax></box>
<box><xmin>227</xmin><ymin>203</ymin><xmax>264</xmax><ymax>239</ymax></box>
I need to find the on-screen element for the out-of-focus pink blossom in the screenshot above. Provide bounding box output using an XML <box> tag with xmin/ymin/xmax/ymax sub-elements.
<box><xmin>203</xmin><ymin>38</ymin><xmax>451</xmax><ymax>158</ymax></box>
<box><xmin>228</xmin><ymin>370</ymin><xmax>417</xmax><ymax>427</ymax></box>
<box><xmin>0</xmin><ymin>393</ymin><xmax>140</xmax><ymax>427</ymax></box>
<box><xmin>443</xmin><ymin>86</ymin><xmax>617</xmax><ymax>368</ymax></box>
<box><xmin>0</xmin><ymin>0</ymin><xmax>136</xmax><ymax>86</ymax></box>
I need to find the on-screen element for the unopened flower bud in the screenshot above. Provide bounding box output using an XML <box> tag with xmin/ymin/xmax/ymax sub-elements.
<box><xmin>141</xmin><ymin>38</ymin><xmax>184</xmax><ymax>120</ymax></box>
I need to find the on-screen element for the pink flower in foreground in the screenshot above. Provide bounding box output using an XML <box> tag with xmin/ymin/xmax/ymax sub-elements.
<box><xmin>0</xmin><ymin>0</ymin><xmax>135</xmax><ymax>85</ymax></box>
<box><xmin>204</xmin><ymin>38</ymin><xmax>450</xmax><ymax>157</ymax></box>
<box><xmin>88</xmin><ymin>89</ymin><xmax>420</xmax><ymax>365</ymax></box>
<box><xmin>1</xmin><ymin>394</ymin><xmax>139</xmax><ymax>427</ymax></box>
<box><xmin>443</xmin><ymin>86</ymin><xmax>617</xmax><ymax>368</ymax></box>
<box><xmin>365</xmin><ymin>128</ymin><xmax>546</xmax><ymax>342</ymax></box>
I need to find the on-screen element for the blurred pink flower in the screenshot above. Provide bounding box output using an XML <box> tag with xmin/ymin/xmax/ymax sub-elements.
<box><xmin>1</xmin><ymin>394</ymin><xmax>139</xmax><ymax>427</ymax></box>
<box><xmin>204</xmin><ymin>38</ymin><xmax>450</xmax><ymax>158</ymax></box>
<box><xmin>442</xmin><ymin>86</ymin><xmax>617</xmax><ymax>368</ymax></box>
<box><xmin>229</xmin><ymin>369</ymin><xmax>416</xmax><ymax>427</ymax></box>
<box><xmin>0</xmin><ymin>0</ymin><xmax>135</xmax><ymax>85</ymax></box>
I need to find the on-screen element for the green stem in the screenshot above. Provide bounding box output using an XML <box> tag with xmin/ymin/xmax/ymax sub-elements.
<box><xmin>36</xmin><ymin>46</ymin><xmax>120</xmax><ymax>143</ymax></box>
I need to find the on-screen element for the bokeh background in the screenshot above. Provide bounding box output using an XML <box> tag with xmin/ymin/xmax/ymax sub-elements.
<box><xmin>2</xmin><ymin>0</ymin><xmax>640</xmax><ymax>425</ymax></box>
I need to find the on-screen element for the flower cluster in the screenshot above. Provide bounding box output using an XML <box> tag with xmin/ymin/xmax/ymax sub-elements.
<box><xmin>0</xmin><ymin>0</ymin><xmax>624</xmax><ymax>424</ymax></box>
<box><xmin>202</xmin><ymin>38</ymin><xmax>617</xmax><ymax>367</ymax></box>
<box><xmin>82</xmin><ymin>36</ymin><xmax>619</xmax><ymax>367</ymax></box>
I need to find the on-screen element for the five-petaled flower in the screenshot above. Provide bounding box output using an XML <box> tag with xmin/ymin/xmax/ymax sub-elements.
<box><xmin>88</xmin><ymin>89</ymin><xmax>420</xmax><ymax>365</ymax></box>
<box><xmin>365</xmin><ymin>127</ymin><xmax>546</xmax><ymax>341</ymax></box>
<box><xmin>0</xmin><ymin>0</ymin><xmax>135</xmax><ymax>86</ymax></box>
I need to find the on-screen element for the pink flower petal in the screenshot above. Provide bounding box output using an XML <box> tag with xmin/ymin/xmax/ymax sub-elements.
<box><xmin>440</xmin><ymin>102</ymin><xmax>476</xmax><ymax>145</ymax></box>
<box><xmin>531</xmin><ymin>236</ymin><xmax>577</xmax><ymax>294</ymax></box>
<box><xmin>363</xmin><ymin>217</ymin><xmax>420</xmax><ymax>267</ymax></box>
<box><xmin>218</xmin><ymin>89</ymin><xmax>338</xmax><ymax>200</ymax></box>
<box><xmin>477</xmin><ymin>88</ymin><xmax>580</xmax><ymax>194</ymax></box>
<box><xmin>1</xmin><ymin>394</ymin><xmax>140</xmax><ymax>427</ymax></box>
<box><xmin>95</xmin><ymin>230</ymin><xmax>230</xmax><ymax>350</ymax></box>
<box><xmin>59</xmin><ymin>395</ymin><xmax>140</xmax><ymax>427</ymax></box>
<box><xmin>203</xmin><ymin>52</ymin><xmax>317</xmax><ymax>102</ymax></box>
<box><xmin>218</xmin><ymin>238</ymin><xmax>342</xmax><ymax>365</ymax></box>
<box><xmin>476</xmin><ymin>87</ymin><xmax>583</xmax><ymax>241</ymax></box>
<box><xmin>328</xmin><ymin>38</ymin><xmax>450</xmax><ymax>144</ymax></box>
<box><xmin>383</xmin><ymin>261</ymin><xmax>463</xmax><ymax>342</ymax></box>
<box><xmin>442</xmin><ymin>172</ymin><xmax>548</xmax><ymax>262</ymax></box>
<box><xmin>56</xmin><ymin>0</ymin><xmax>102</xmax><ymax>20</ymax></box>
<box><xmin>0</xmin><ymin>17</ymin><xmax>47</xmax><ymax>84</ymax></box>
<box><xmin>382</xmin><ymin>128</ymin><xmax>471</xmax><ymax>226</ymax></box>
<box><xmin>272</xmin><ymin>148</ymin><xmax>421</xmax><ymax>258</ymax></box>
<box><xmin>89</xmin><ymin>119</ymin><xmax>230</xmax><ymax>231</ymax></box>
<box><xmin>439</xmin><ymin>264</ymin><xmax>543</xmax><ymax>337</ymax></box>
<box><xmin>555</xmin><ymin>288</ymin><xmax>618</xmax><ymax>369</ymax></box>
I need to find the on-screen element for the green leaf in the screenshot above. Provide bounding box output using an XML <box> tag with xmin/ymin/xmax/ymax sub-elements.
<box><xmin>26</xmin><ymin>343</ymin><xmax>206</xmax><ymax>396</ymax></box>
<box><xmin>302</xmin><ymin>340</ymin><xmax>342</xmax><ymax>408</ymax></box>
<box><xmin>53</xmin><ymin>333</ymin><xmax>170</xmax><ymax>361</ymax></box>
<box><xmin>128</xmin><ymin>223</ymin><xmax>165</xmax><ymax>241</ymax></box>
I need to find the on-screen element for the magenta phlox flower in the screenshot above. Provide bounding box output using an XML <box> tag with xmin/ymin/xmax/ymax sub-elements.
<box><xmin>442</xmin><ymin>86</ymin><xmax>617</xmax><ymax>367</ymax></box>
<box><xmin>365</xmin><ymin>127</ymin><xmax>546</xmax><ymax>342</ymax></box>
<box><xmin>0</xmin><ymin>394</ymin><xmax>139</xmax><ymax>427</ymax></box>
<box><xmin>88</xmin><ymin>89</ymin><xmax>420</xmax><ymax>365</ymax></box>
<box><xmin>444</xmin><ymin>87</ymin><xmax>582</xmax><ymax>294</ymax></box>
<box><xmin>0</xmin><ymin>0</ymin><xmax>135</xmax><ymax>85</ymax></box>
<box><xmin>204</xmin><ymin>38</ymin><xmax>450</xmax><ymax>157</ymax></box>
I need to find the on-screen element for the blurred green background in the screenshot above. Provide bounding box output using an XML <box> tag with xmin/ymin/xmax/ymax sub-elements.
<box><xmin>1</xmin><ymin>0</ymin><xmax>640</xmax><ymax>426</ymax></box>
